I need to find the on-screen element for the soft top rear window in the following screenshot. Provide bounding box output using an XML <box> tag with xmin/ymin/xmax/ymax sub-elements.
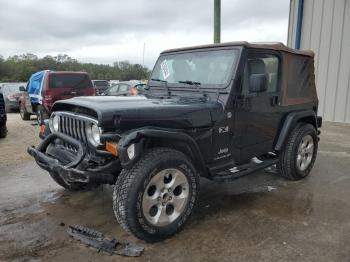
<box><xmin>49</xmin><ymin>74</ymin><xmax>92</xmax><ymax>89</ymax></box>
<box><xmin>286</xmin><ymin>56</ymin><xmax>312</xmax><ymax>98</ymax></box>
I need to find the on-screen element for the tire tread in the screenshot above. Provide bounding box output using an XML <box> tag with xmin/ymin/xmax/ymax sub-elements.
<box><xmin>113</xmin><ymin>147</ymin><xmax>198</xmax><ymax>242</ymax></box>
<box><xmin>278</xmin><ymin>123</ymin><xmax>317</xmax><ymax>180</ymax></box>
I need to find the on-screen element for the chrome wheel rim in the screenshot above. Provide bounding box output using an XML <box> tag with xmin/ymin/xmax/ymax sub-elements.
<box><xmin>142</xmin><ymin>168</ymin><xmax>189</xmax><ymax>227</ymax></box>
<box><xmin>20</xmin><ymin>106</ymin><xmax>24</xmax><ymax>118</ymax></box>
<box><xmin>296</xmin><ymin>134</ymin><xmax>314</xmax><ymax>171</ymax></box>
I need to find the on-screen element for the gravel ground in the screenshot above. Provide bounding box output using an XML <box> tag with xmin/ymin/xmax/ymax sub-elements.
<box><xmin>0</xmin><ymin>113</ymin><xmax>40</xmax><ymax>166</ymax></box>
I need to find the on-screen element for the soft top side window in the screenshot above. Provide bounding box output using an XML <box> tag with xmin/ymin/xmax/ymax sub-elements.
<box><xmin>242</xmin><ymin>52</ymin><xmax>280</xmax><ymax>94</ymax></box>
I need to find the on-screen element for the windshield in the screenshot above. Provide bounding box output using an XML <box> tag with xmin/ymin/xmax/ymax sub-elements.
<box><xmin>150</xmin><ymin>49</ymin><xmax>239</xmax><ymax>87</ymax></box>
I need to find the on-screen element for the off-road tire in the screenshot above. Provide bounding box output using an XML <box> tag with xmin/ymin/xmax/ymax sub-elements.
<box><xmin>49</xmin><ymin>171</ymin><xmax>86</xmax><ymax>191</ymax></box>
<box><xmin>0</xmin><ymin>125</ymin><xmax>7</xmax><ymax>138</ymax></box>
<box><xmin>113</xmin><ymin>147</ymin><xmax>200</xmax><ymax>242</ymax></box>
<box><xmin>278</xmin><ymin>123</ymin><xmax>318</xmax><ymax>180</ymax></box>
<box><xmin>19</xmin><ymin>103</ymin><xmax>30</xmax><ymax>120</ymax></box>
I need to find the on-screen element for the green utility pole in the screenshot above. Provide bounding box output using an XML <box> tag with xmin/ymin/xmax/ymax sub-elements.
<box><xmin>214</xmin><ymin>0</ymin><xmax>221</xmax><ymax>43</ymax></box>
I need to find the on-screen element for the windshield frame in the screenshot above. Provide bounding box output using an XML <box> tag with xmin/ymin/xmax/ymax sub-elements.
<box><xmin>149</xmin><ymin>46</ymin><xmax>242</xmax><ymax>90</ymax></box>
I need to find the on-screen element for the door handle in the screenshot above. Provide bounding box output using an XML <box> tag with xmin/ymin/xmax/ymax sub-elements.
<box><xmin>271</xmin><ymin>96</ymin><xmax>279</xmax><ymax>106</ymax></box>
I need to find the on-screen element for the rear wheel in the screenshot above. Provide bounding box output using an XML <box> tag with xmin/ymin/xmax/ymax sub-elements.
<box><xmin>113</xmin><ymin>148</ymin><xmax>199</xmax><ymax>242</ymax></box>
<box><xmin>37</xmin><ymin>106</ymin><xmax>49</xmax><ymax>125</ymax></box>
<box><xmin>278</xmin><ymin>123</ymin><xmax>318</xmax><ymax>180</ymax></box>
<box><xmin>20</xmin><ymin>103</ymin><xmax>30</xmax><ymax>120</ymax></box>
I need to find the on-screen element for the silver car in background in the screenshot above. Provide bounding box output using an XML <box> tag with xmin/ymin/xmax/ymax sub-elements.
<box><xmin>0</xmin><ymin>82</ymin><xmax>26</xmax><ymax>112</ymax></box>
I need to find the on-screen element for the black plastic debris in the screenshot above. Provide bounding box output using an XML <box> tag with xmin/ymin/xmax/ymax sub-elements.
<box><xmin>67</xmin><ymin>225</ymin><xmax>144</xmax><ymax>257</ymax></box>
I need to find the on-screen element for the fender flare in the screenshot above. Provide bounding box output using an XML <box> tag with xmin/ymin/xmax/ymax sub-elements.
<box><xmin>274</xmin><ymin>110</ymin><xmax>318</xmax><ymax>151</ymax></box>
<box><xmin>117</xmin><ymin>127</ymin><xmax>207</xmax><ymax>176</ymax></box>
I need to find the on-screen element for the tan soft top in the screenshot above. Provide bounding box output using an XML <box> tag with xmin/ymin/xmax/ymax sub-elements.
<box><xmin>161</xmin><ymin>41</ymin><xmax>314</xmax><ymax>57</ymax></box>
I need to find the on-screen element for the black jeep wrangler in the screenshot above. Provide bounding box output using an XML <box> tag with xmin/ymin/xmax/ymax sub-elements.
<box><xmin>28</xmin><ymin>42</ymin><xmax>322</xmax><ymax>242</ymax></box>
<box><xmin>0</xmin><ymin>90</ymin><xmax>7</xmax><ymax>138</ymax></box>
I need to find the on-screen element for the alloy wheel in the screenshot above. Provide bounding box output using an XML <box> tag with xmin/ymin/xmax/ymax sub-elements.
<box><xmin>142</xmin><ymin>168</ymin><xmax>189</xmax><ymax>227</ymax></box>
<box><xmin>296</xmin><ymin>134</ymin><xmax>314</xmax><ymax>171</ymax></box>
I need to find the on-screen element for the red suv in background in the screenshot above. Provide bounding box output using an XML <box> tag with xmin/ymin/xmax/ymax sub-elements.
<box><xmin>19</xmin><ymin>71</ymin><xmax>95</xmax><ymax>123</ymax></box>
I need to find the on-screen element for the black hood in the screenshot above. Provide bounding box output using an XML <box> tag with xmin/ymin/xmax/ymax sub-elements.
<box><xmin>52</xmin><ymin>96</ymin><xmax>223</xmax><ymax>129</ymax></box>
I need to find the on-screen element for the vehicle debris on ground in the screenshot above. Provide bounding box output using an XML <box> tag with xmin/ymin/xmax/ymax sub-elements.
<box><xmin>67</xmin><ymin>225</ymin><xmax>144</xmax><ymax>257</ymax></box>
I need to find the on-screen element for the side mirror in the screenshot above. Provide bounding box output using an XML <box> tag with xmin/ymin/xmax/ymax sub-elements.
<box><xmin>19</xmin><ymin>86</ymin><xmax>26</xmax><ymax>92</ymax></box>
<box><xmin>249</xmin><ymin>74</ymin><xmax>267</xmax><ymax>93</ymax></box>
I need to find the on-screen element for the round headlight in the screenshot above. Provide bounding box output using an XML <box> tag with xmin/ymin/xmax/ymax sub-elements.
<box><xmin>88</xmin><ymin>123</ymin><xmax>102</xmax><ymax>146</ymax></box>
<box><xmin>49</xmin><ymin>114</ymin><xmax>59</xmax><ymax>132</ymax></box>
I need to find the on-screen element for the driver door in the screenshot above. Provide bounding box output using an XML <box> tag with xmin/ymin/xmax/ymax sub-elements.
<box><xmin>234</xmin><ymin>50</ymin><xmax>283</xmax><ymax>163</ymax></box>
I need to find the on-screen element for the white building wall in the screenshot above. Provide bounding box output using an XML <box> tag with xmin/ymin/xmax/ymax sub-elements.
<box><xmin>288</xmin><ymin>0</ymin><xmax>350</xmax><ymax>123</ymax></box>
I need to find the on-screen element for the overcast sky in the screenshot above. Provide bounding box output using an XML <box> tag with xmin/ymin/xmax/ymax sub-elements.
<box><xmin>0</xmin><ymin>0</ymin><xmax>290</xmax><ymax>68</ymax></box>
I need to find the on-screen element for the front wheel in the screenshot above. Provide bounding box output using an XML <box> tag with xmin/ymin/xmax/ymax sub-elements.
<box><xmin>113</xmin><ymin>148</ymin><xmax>199</xmax><ymax>242</ymax></box>
<box><xmin>19</xmin><ymin>103</ymin><xmax>30</xmax><ymax>120</ymax></box>
<box><xmin>278</xmin><ymin>123</ymin><xmax>318</xmax><ymax>180</ymax></box>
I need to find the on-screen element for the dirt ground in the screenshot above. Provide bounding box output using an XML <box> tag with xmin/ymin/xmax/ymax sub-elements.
<box><xmin>0</xmin><ymin>113</ymin><xmax>40</xmax><ymax>166</ymax></box>
<box><xmin>0</xmin><ymin>113</ymin><xmax>350</xmax><ymax>261</ymax></box>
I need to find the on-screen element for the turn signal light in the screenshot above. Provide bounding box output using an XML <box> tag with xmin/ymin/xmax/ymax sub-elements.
<box><xmin>106</xmin><ymin>141</ymin><xmax>118</xmax><ymax>156</ymax></box>
<box><xmin>39</xmin><ymin>124</ymin><xmax>46</xmax><ymax>136</ymax></box>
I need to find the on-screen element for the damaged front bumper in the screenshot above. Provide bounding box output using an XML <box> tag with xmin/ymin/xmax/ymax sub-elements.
<box><xmin>28</xmin><ymin>132</ymin><xmax>120</xmax><ymax>185</ymax></box>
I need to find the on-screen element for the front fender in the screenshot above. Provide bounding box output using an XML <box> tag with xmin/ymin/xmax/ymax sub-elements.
<box><xmin>116</xmin><ymin>127</ymin><xmax>207</xmax><ymax>176</ymax></box>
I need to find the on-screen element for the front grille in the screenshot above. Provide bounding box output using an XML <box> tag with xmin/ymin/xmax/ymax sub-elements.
<box><xmin>56</xmin><ymin>112</ymin><xmax>96</xmax><ymax>145</ymax></box>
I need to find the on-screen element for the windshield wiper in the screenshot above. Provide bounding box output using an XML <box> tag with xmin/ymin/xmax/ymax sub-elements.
<box><xmin>178</xmin><ymin>80</ymin><xmax>207</xmax><ymax>100</ymax></box>
<box><xmin>151</xmin><ymin>78</ymin><xmax>167</xmax><ymax>83</ymax></box>
<box><xmin>151</xmin><ymin>78</ymin><xmax>171</xmax><ymax>97</ymax></box>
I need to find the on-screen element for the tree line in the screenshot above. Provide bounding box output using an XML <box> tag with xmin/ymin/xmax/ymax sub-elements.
<box><xmin>0</xmin><ymin>53</ymin><xmax>151</xmax><ymax>82</ymax></box>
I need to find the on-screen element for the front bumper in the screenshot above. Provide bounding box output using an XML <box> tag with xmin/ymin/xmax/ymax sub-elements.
<box><xmin>28</xmin><ymin>132</ymin><xmax>120</xmax><ymax>185</ymax></box>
